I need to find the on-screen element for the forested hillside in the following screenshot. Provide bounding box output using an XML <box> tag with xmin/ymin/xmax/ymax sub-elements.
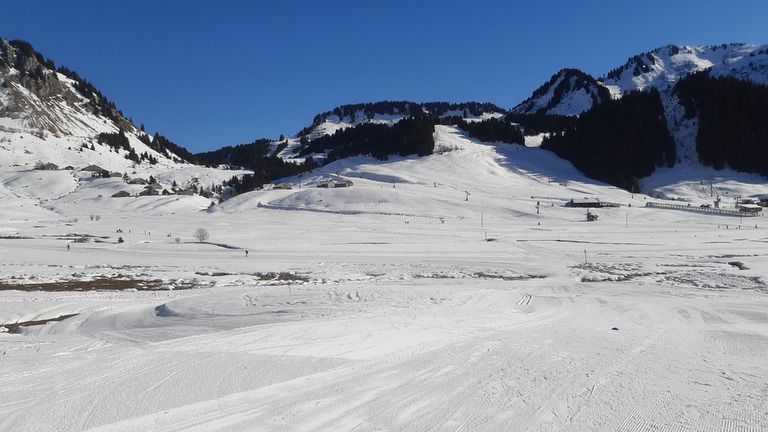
<box><xmin>298</xmin><ymin>116</ymin><xmax>436</xmax><ymax>162</ymax></box>
<box><xmin>541</xmin><ymin>89</ymin><xmax>676</xmax><ymax>191</ymax></box>
<box><xmin>674</xmin><ymin>71</ymin><xmax>768</xmax><ymax>176</ymax></box>
<box><xmin>299</xmin><ymin>101</ymin><xmax>506</xmax><ymax>136</ymax></box>
<box><xmin>195</xmin><ymin>139</ymin><xmax>317</xmax><ymax>193</ymax></box>
<box><xmin>439</xmin><ymin>116</ymin><xmax>524</xmax><ymax>144</ymax></box>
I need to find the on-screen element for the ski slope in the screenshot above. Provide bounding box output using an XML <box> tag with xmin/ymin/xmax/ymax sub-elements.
<box><xmin>1</xmin><ymin>126</ymin><xmax>767</xmax><ymax>431</ymax></box>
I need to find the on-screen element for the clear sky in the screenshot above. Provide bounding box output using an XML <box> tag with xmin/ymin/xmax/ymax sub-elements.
<box><xmin>2</xmin><ymin>0</ymin><xmax>767</xmax><ymax>153</ymax></box>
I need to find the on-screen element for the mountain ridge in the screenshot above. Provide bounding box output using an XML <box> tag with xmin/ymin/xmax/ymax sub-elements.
<box><xmin>512</xmin><ymin>43</ymin><xmax>768</xmax><ymax>116</ymax></box>
<box><xmin>2</xmin><ymin>37</ymin><xmax>768</xmax><ymax>202</ymax></box>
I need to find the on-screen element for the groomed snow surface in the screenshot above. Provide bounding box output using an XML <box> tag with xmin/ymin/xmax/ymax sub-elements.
<box><xmin>2</xmin><ymin>126</ymin><xmax>768</xmax><ymax>431</ymax></box>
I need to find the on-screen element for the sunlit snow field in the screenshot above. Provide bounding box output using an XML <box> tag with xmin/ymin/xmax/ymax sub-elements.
<box><xmin>2</xmin><ymin>127</ymin><xmax>767</xmax><ymax>431</ymax></box>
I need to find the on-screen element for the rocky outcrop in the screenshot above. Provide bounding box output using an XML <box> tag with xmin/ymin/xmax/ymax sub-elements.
<box><xmin>0</xmin><ymin>38</ymin><xmax>132</xmax><ymax>135</ymax></box>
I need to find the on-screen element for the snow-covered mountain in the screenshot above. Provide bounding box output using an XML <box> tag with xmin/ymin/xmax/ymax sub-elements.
<box><xmin>511</xmin><ymin>68</ymin><xmax>611</xmax><ymax>115</ymax></box>
<box><xmin>511</xmin><ymin>43</ymin><xmax>768</xmax><ymax>115</ymax></box>
<box><xmin>3</xmin><ymin>38</ymin><xmax>768</xmax><ymax>431</ymax></box>
<box><xmin>510</xmin><ymin>43</ymin><xmax>768</xmax><ymax>173</ymax></box>
<box><xmin>3</xmin><ymin>36</ymin><xmax>767</xmax><ymax>221</ymax></box>
<box><xmin>0</xmin><ymin>38</ymin><xmax>192</xmax><ymax>170</ymax></box>
<box><xmin>602</xmin><ymin>43</ymin><xmax>768</xmax><ymax>96</ymax></box>
<box><xmin>0</xmin><ymin>38</ymin><xmax>252</xmax><ymax>217</ymax></box>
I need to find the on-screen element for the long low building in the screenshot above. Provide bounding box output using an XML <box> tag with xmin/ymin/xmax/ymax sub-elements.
<box><xmin>567</xmin><ymin>198</ymin><xmax>620</xmax><ymax>208</ymax></box>
<box><xmin>738</xmin><ymin>203</ymin><xmax>763</xmax><ymax>213</ymax></box>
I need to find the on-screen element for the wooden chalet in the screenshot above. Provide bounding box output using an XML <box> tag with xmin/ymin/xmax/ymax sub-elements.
<box><xmin>81</xmin><ymin>164</ymin><xmax>105</xmax><ymax>172</ymax></box>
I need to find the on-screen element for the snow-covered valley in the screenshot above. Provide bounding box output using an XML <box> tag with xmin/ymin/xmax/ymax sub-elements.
<box><xmin>1</xmin><ymin>126</ymin><xmax>767</xmax><ymax>431</ymax></box>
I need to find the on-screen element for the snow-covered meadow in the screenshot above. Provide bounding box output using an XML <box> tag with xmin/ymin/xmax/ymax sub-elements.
<box><xmin>1</xmin><ymin>127</ymin><xmax>767</xmax><ymax>431</ymax></box>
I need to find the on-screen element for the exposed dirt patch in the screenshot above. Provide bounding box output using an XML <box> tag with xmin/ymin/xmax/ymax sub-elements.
<box><xmin>194</xmin><ymin>271</ymin><xmax>308</xmax><ymax>282</ymax></box>
<box><xmin>2</xmin><ymin>313</ymin><xmax>79</xmax><ymax>333</ymax></box>
<box><xmin>0</xmin><ymin>277</ymin><xmax>196</xmax><ymax>292</ymax></box>
<box><xmin>413</xmin><ymin>270</ymin><xmax>545</xmax><ymax>281</ymax></box>
<box><xmin>472</xmin><ymin>271</ymin><xmax>545</xmax><ymax>281</ymax></box>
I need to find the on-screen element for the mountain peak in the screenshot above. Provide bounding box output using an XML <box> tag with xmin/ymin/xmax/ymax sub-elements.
<box><xmin>511</xmin><ymin>68</ymin><xmax>610</xmax><ymax>115</ymax></box>
<box><xmin>513</xmin><ymin>43</ymin><xmax>768</xmax><ymax>116</ymax></box>
<box><xmin>1</xmin><ymin>37</ymin><xmax>193</xmax><ymax>169</ymax></box>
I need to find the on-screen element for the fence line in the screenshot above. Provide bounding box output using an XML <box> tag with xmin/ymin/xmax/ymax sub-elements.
<box><xmin>645</xmin><ymin>202</ymin><xmax>762</xmax><ymax>217</ymax></box>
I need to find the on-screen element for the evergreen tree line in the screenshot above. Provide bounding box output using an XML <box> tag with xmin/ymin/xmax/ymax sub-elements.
<box><xmin>541</xmin><ymin>89</ymin><xmax>676</xmax><ymax>191</ymax></box>
<box><xmin>299</xmin><ymin>101</ymin><xmax>505</xmax><ymax>136</ymax></box>
<box><xmin>97</xmin><ymin>130</ymin><xmax>130</xmax><ymax>151</ymax></box>
<box><xmin>137</xmin><ymin>132</ymin><xmax>195</xmax><ymax>164</ymax></box>
<box><xmin>196</xmin><ymin>139</ymin><xmax>273</xmax><ymax>168</ymax></box>
<box><xmin>421</xmin><ymin>101</ymin><xmax>504</xmax><ymax>118</ymax></box>
<box><xmin>439</xmin><ymin>117</ymin><xmax>524</xmax><ymax>144</ymax></box>
<box><xmin>504</xmin><ymin>113</ymin><xmax>578</xmax><ymax>136</ymax></box>
<box><xmin>298</xmin><ymin>116</ymin><xmax>435</xmax><ymax>163</ymax></box>
<box><xmin>674</xmin><ymin>71</ymin><xmax>768</xmax><ymax>176</ymax></box>
<box><xmin>224</xmin><ymin>157</ymin><xmax>317</xmax><ymax>195</ymax></box>
<box><xmin>98</xmin><ymin>130</ymin><xmax>159</xmax><ymax>164</ymax></box>
<box><xmin>197</xmin><ymin>139</ymin><xmax>318</xmax><ymax>195</ymax></box>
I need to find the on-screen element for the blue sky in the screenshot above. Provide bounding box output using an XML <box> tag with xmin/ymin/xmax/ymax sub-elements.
<box><xmin>3</xmin><ymin>0</ymin><xmax>767</xmax><ymax>153</ymax></box>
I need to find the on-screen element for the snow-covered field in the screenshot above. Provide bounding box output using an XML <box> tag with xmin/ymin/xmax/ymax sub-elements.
<box><xmin>2</xmin><ymin>127</ymin><xmax>767</xmax><ymax>431</ymax></box>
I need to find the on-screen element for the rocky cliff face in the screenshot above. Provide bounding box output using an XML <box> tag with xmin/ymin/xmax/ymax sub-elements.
<box><xmin>0</xmin><ymin>38</ymin><xmax>132</xmax><ymax>136</ymax></box>
<box><xmin>0</xmin><ymin>38</ymin><xmax>194</xmax><ymax>170</ymax></box>
<box><xmin>0</xmin><ymin>41</ymin><xmax>61</xmax><ymax>98</ymax></box>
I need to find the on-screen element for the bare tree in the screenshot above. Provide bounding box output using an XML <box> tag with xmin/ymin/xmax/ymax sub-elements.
<box><xmin>194</xmin><ymin>228</ymin><xmax>209</xmax><ymax>243</ymax></box>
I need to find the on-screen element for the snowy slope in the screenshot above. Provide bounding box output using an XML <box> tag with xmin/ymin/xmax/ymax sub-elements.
<box><xmin>0</xmin><ymin>128</ymin><xmax>253</xmax><ymax>218</ymax></box>
<box><xmin>2</xmin><ymin>122</ymin><xmax>768</xmax><ymax>431</ymax></box>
